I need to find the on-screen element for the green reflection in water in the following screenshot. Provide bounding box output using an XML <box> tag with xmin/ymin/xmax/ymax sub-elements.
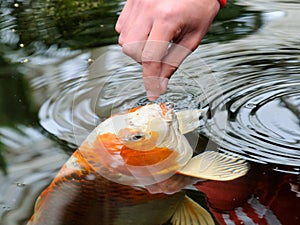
<box><xmin>11</xmin><ymin>0</ymin><xmax>122</xmax><ymax>50</ymax></box>
<box><xmin>0</xmin><ymin>46</ymin><xmax>37</xmax><ymax>174</ymax></box>
<box><xmin>204</xmin><ymin>1</ymin><xmax>262</xmax><ymax>43</ymax></box>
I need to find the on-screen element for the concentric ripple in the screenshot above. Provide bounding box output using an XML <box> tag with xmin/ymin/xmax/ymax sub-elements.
<box><xmin>39</xmin><ymin>46</ymin><xmax>218</xmax><ymax>147</ymax></box>
<box><xmin>197</xmin><ymin>47</ymin><xmax>300</xmax><ymax>171</ymax></box>
<box><xmin>38</xmin><ymin>43</ymin><xmax>300</xmax><ymax>172</ymax></box>
<box><xmin>39</xmin><ymin>1</ymin><xmax>300</xmax><ymax>172</ymax></box>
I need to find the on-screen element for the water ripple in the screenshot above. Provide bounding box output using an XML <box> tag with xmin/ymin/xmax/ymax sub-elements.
<box><xmin>197</xmin><ymin>45</ymin><xmax>300</xmax><ymax>170</ymax></box>
<box><xmin>38</xmin><ymin>1</ymin><xmax>300</xmax><ymax>173</ymax></box>
<box><xmin>38</xmin><ymin>42</ymin><xmax>300</xmax><ymax>173</ymax></box>
<box><xmin>39</xmin><ymin>46</ymin><xmax>214</xmax><ymax>147</ymax></box>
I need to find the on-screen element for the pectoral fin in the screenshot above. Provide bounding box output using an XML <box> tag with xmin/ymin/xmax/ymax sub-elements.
<box><xmin>178</xmin><ymin>151</ymin><xmax>249</xmax><ymax>181</ymax></box>
<box><xmin>175</xmin><ymin>109</ymin><xmax>202</xmax><ymax>134</ymax></box>
<box><xmin>171</xmin><ymin>195</ymin><xmax>214</xmax><ymax>225</ymax></box>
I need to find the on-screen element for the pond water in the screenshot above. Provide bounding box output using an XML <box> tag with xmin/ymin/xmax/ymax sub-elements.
<box><xmin>0</xmin><ymin>0</ymin><xmax>299</xmax><ymax>225</ymax></box>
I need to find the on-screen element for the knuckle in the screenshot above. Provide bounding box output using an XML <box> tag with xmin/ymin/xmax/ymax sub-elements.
<box><xmin>122</xmin><ymin>44</ymin><xmax>141</xmax><ymax>62</ymax></box>
<box><xmin>115</xmin><ymin>24</ymin><xmax>121</xmax><ymax>34</ymax></box>
<box><xmin>122</xmin><ymin>44</ymin><xmax>133</xmax><ymax>55</ymax></box>
<box><xmin>118</xmin><ymin>36</ymin><xmax>124</xmax><ymax>46</ymax></box>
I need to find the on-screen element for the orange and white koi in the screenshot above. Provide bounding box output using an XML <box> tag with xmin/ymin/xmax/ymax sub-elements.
<box><xmin>27</xmin><ymin>103</ymin><xmax>248</xmax><ymax>225</ymax></box>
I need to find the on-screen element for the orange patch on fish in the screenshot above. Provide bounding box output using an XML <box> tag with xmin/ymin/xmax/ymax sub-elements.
<box><xmin>94</xmin><ymin>132</ymin><xmax>123</xmax><ymax>153</ymax></box>
<box><xmin>86</xmin><ymin>132</ymin><xmax>178</xmax><ymax>167</ymax></box>
<box><xmin>159</xmin><ymin>103</ymin><xmax>169</xmax><ymax>116</ymax></box>
<box><xmin>120</xmin><ymin>147</ymin><xmax>177</xmax><ymax>166</ymax></box>
<box><xmin>127</xmin><ymin>105</ymin><xmax>142</xmax><ymax>113</ymax></box>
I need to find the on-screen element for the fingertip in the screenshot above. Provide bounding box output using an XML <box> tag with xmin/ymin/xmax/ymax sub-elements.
<box><xmin>143</xmin><ymin>76</ymin><xmax>169</xmax><ymax>101</ymax></box>
<box><xmin>146</xmin><ymin>87</ymin><xmax>160</xmax><ymax>101</ymax></box>
<box><xmin>159</xmin><ymin>78</ymin><xmax>169</xmax><ymax>94</ymax></box>
<box><xmin>146</xmin><ymin>92</ymin><xmax>159</xmax><ymax>101</ymax></box>
<box><xmin>143</xmin><ymin>76</ymin><xmax>162</xmax><ymax>101</ymax></box>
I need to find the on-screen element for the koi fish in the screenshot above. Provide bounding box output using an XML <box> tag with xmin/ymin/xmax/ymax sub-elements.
<box><xmin>27</xmin><ymin>103</ymin><xmax>249</xmax><ymax>225</ymax></box>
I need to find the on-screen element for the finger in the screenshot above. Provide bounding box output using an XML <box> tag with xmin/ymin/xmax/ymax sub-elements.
<box><xmin>159</xmin><ymin>36</ymin><xmax>199</xmax><ymax>94</ymax></box>
<box><xmin>118</xmin><ymin>13</ymin><xmax>152</xmax><ymax>61</ymax></box>
<box><xmin>142</xmin><ymin>23</ymin><xmax>176</xmax><ymax>100</ymax></box>
<box><xmin>142</xmin><ymin>40</ymin><xmax>169</xmax><ymax>101</ymax></box>
<box><xmin>119</xmin><ymin>18</ymin><xmax>151</xmax><ymax>61</ymax></box>
<box><xmin>143</xmin><ymin>76</ymin><xmax>169</xmax><ymax>101</ymax></box>
<box><xmin>115</xmin><ymin>0</ymin><xmax>134</xmax><ymax>33</ymax></box>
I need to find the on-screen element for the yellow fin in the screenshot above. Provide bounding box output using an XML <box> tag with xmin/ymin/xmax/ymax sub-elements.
<box><xmin>175</xmin><ymin>109</ymin><xmax>202</xmax><ymax>134</ymax></box>
<box><xmin>178</xmin><ymin>151</ymin><xmax>249</xmax><ymax>181</ymax></box>
<box><xmin>171</xmin><ymin>195</ymin><xmax>214</xmax><ymax>225</ymax></box>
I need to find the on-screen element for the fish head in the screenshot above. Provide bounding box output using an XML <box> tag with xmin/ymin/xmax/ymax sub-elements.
<box><xmin>80</xmin><ymin>103</ymin><xmax>194</xmax><ymax>187</ymax></box>
<box><xmin>115</xmin><ymin>103</ymin><xmax>177</xmax><ymax>151</ymax></box>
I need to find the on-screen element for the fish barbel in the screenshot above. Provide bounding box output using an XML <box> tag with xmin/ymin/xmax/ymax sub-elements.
<box><xmin>27</xmin><ymin>103</ymin><xmax>249</xmax><ymax>225</ymax></box>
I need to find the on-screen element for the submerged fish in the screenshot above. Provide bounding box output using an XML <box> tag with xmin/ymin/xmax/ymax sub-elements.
<box><xmin>27</xmin><ymin>103</ymin><xmax>249</xmax><ymax>225</ymax></box>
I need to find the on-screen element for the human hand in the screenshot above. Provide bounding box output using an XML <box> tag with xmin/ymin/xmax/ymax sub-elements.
<box><xmin>116</xmin><ymin>0</ymin><xmax>221</xmax><ymax>100</ymax></box>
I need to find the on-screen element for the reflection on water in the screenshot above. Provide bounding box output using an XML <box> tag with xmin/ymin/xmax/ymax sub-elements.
<box><xmin>193</xmin><ymin>3</ymin><xmax>300</xmax><ymax>171</ymax></box>
<box><xmin>0</xmin><ymin>126</ymin><xmax>68</xmax><ymax>225</ymax></box>
<box><xmin>198</xmin><ymin>47</ymin><xmax>300</xmax><ymax>169</ymax></box>
<box><xmin>1</xmin><ymin>0</ymin><xmax>122</xmax><ymax>49</ymax></box>
<box><xmin>0</xmin><ymin>0</ymin><xmax>300</xmax><ymax>224</ymax></box>
<box><xmin>39</xmin><ymin>26</ymin><xmax>300</xmax><ymax>171</ymax></box>
<box><xmin>39</xmin><ymin>46</ymin><xmax>215</xmax><ymax>147</ymax></box>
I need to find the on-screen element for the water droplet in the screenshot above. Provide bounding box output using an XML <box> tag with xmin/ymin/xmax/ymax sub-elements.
<box><xmin>87</xmin><ymin>58</ymin><xmax>93</xmax><ymax>62</ymax></box>
<box><xmin>16</xmin><ymin>182</ymin><xmax>26</xmax><ymax>187</ymax></box>
<box><xmin>21</xmin><ymin>58</ymin><xmax>29</xmax><ymax>63</ymax></box>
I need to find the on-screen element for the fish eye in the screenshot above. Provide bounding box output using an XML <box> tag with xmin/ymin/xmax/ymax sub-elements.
<box><xmin>118</xmin><ymin>128</ymin><xmax>148</xmax><ymax>143</ymax></box>
<box><xmin>122</xmin><ymin>133</ymin><xmax>146</xmax><ymax>142</ymax></box>
<box><xmin>131</xmin><ymin>134</ymin><xmax>144</xmax><ymax>140</ymax></box>
<box><xmin>129</xmin><ymin>134</ymin><xmax>145</xmax><ymax>141</ymax></box>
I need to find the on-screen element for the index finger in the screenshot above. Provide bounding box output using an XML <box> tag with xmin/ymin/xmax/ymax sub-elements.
<box><xmin>141</xmin><ymin>24</ymin><xmax>175</xmax><ymax>100</ymax></box>
<box><xmin>142</xmin><ymin>41</ymin><xmax>169</xmax><ymax>101</ymax></box>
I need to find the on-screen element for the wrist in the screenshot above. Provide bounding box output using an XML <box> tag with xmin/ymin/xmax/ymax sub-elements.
<box><xmin>218</xmin><ymin>0</ymin><xmax>226</xmax><ymax>8</ymax></box>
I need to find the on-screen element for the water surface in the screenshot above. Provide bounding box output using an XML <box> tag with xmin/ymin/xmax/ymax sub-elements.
<box><xmin>0</xmin><ymin>0</ymin><xmax>299</xmax><ymax>224</ymax></box>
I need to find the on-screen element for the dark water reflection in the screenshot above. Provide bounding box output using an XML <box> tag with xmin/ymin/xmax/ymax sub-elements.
<box><xmin>1</xmin><ymin>0</ymin><xmax>300</xmax><ymax>224</ymax></box>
